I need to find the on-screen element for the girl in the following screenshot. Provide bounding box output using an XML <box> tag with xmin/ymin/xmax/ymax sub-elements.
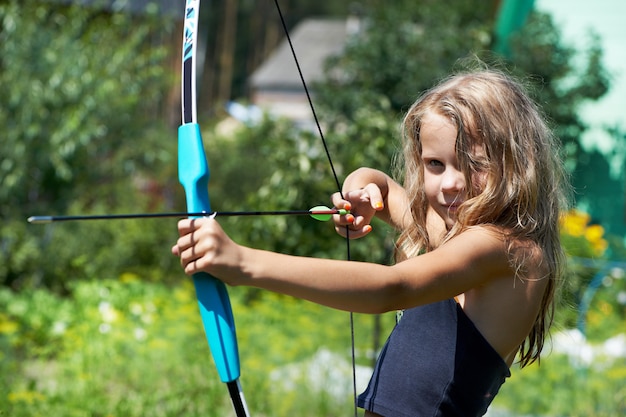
<box><xmin>172</xmin><ymin>69</ymin><xmax>569</xmax><ymax>416</ymax></box>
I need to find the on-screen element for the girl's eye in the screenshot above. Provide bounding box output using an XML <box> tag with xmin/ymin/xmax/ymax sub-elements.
<box><xmin>427</xmin><ymin>159</ymin><xmax>443</xmax><ymax>167</ymax></box>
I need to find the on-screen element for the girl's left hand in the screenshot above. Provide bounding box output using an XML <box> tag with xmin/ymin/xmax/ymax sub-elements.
<box><xmin>171</xmin><ymin>218</ymin><xmax>243</xmax><ymax>282</ymax></box>
<box><xmin>331</xmin><ymin>183</ymin><xmax>385</xmax><ymax>239</ymax></box>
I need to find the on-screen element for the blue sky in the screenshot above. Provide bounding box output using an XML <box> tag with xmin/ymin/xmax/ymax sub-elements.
<box><xmin>536</xmin><ymin>0</ymin><xmax>626</xmax><ymax>172</ymax></box>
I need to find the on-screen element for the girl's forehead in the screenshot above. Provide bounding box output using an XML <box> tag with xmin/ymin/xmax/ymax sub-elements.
<box><xmin>420</xmin><ymin>112</ymin><xmax>456</xmax><ymax>136</ymax></box>
<box><xmin>420</xmin><ymin>115</ymin><xmax>456</xmax><ymax>143</ymax></box>
<box><xmin>418</xmin><ymin>115</ymin><xmax>488</xmax><ymax>162</ymax></box>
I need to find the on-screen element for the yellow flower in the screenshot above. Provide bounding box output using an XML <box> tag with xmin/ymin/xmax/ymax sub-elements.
<box><xmin>561</xmin><ymin>210</ymin><xmax>589</xmax><ymax>237</ymax></box>
<box><xmin>8</xmin><ymin>390</ymin><xmax>46</xmax><ymax>404</ymax></box>
<box><xmin>0</xmin><ymin>313</ymin><xmax>19</xmax><ymax>334</ymax></box>
<box><xmin>585</xmin><ymin>224</ymin><xmax>608</xmax><ymax>255</ymax></box>
<box><xmin>119</xmin><ymin>272</ymin><xmax>140</xmax><ymax>283</ymax></box>
<box><xmin>585</xmin><ymin>224</ymin><xmax>604</xmax><ymax>242</ymax></box>
<box><xmin>561</xmin><ymin>210</ymin><xmax>608</xmax><ymax>256</ymax></box>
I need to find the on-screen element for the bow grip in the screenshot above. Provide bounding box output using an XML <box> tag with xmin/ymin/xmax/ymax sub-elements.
<box><xmin>178</xmin><ymin>123</ymin><xmax>241</xmax><ymax>383</ymax></box>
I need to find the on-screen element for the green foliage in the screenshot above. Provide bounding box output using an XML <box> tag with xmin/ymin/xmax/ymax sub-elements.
<box><xmin>557</xmin><ymin>210</ymin><xmax>626</xmax><ymax>337</ymax></box>
<box><xmin>0</xmin><ymin>0</ymin><xmax>174</xmax><ymax>214</ymax></box>
<box><xmin>509</xmin><ymin>12</ymin><xmax>610</xmax><ymax>168</ymax></box>
<box><xmin>0</xmin><ymin>278</ymin><xmax>386</xmax><ymax>416</ymax></box>
<box><xmin>492</xmin><ymin>354</ymin><xmax>626</xmax><ymax>416</ymax></box>
<box><xmin>319</xmin><ymin>0</ymin><xmax>494</xmax><ymax>114</ymax></box>
<box><xmin>584</xmin><ymin>267</ymin><xmax>626</xmax><ymax>341</ymax></box>
<box><xmin>1</xmin><ymin>278</ymin><xmax>228</xmax><ymax>416</ymax></box>
<box><xmin>0</xmin><ymin>0</ymin><xmax>179</xmax><ymax>290</ymax></box>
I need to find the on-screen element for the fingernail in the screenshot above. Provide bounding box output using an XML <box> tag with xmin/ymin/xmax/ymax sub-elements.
<box><xmin>345</xmin><ymin>202</ymin><xmax>352</xmax><ymax>211</ymax></box>
<box><xmin>374</xmin><ymin>201</ymin><xmax>384</xmax><ymax>210</ymax></box>
<box><xmin>346</xmin><ymin>214</ymin><xmax>355</xmax><ymax>223</ymax></box>
<box><xmin>364</xmin><ymin>225</ymin><xmax>373</xmax><ymax>233</ymax></box>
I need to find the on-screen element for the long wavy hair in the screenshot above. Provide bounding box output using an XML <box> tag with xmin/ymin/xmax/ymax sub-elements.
<box><xmin>395</xmin><ymin>69</ymin><xmax>569</xmax><ymax>367</ymax></box>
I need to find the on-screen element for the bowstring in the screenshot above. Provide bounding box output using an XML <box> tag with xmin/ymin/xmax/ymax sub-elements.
<box><xmin>272</xmin><ymin>2</ymin><xmax>358</xmax><ymax>416</ymax></box>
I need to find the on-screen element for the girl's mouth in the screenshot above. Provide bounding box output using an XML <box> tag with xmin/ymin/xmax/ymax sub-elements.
<box><xmin>443</xmin><ymin>203</ymin><xmax>461</xmax><ymax>213</ymax></box>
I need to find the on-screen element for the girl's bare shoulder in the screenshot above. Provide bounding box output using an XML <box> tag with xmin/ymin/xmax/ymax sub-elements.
<box><xmin>428</xmin><ymin>225</ymin><xmax>546</xmax><ymax>286</ymax></box>
<box><xmin>453</xmin><ymin>224</ymin><xmax>548</xmax><ymax>278</ymax></box>
<box><xmin>437</xmin><ymin>225</ymin><xmax>512</xmax><ymax>267</ymax></box>
<box><xmin>392</xmin><ymin>226</ymin><xmax>518</xmax><ymax>305</ymax></box>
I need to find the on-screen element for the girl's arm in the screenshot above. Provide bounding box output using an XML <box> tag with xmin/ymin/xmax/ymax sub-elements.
<box><xmin>332</xmin><ymin>168</ymin><xmax>413</xmax><ymax>238</ymax></box>
<box><xmin>172</xmin><ymin>219</ymin><xmax>512</xmax><ymax>314</ymax></box>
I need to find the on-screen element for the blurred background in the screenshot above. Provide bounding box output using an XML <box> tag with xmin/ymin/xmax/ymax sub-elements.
<box><xmin>1</xmin><ymin>0</ymin><xmax>624</xmax><ymax>415</ymax></box>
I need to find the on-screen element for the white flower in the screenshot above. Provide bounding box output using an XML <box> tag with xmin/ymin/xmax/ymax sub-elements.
<box><xmin>51</xmin><ymin>321</ymin><xmax>67</xmax><ymax>335</ymax></box>
<box><xmin>134</xmin><ymin>327</ymin><xmax>147</xmax><ymax>341</ymax></box>
<box><xmin>98</xmin><ymin>301</ymin><xmax>118</xmax><ymax>323</ymax></box>
<box><xmin>99</xmin><ymin>323</ymin><xmax>112</xmax><ymax>334</ymax></box>
<box><xmin>129</xmin><ymin>302</ymin><xmax>143</xmax><ymax>316</ymax></box>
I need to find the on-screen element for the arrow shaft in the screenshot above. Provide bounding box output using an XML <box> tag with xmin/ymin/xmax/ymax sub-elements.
<box><xmin>27</xmin><ymin>208</ymin><xmax>347</xmax><ymax>224</ymax></box>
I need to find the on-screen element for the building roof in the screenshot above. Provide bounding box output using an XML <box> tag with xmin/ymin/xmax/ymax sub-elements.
<box><xmin>250</xmin><ymin>18</ymin><xmax>351</xmax><ymax>90</ymax></box>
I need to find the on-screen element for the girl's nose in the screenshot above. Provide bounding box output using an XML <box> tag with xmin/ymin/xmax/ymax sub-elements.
<box><xmin>441</xmin><ymin>168</ymin><xmax>465</xmax><ymax>193</ymax></box>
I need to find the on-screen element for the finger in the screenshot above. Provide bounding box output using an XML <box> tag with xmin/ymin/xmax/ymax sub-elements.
<box><xmin>178</xmin><ymin>217</ymin><xmax>213</xmax><ymax>233</ymax></box>
<box><xmin>179</xmin><ymin>243</ymin><xmax>202</xmax><ymax>273</ymax></box>
<box><xmin>184</xmin><ymin>261</ymin><xmax>195</xmax><ymax>276</ymax></box>
<box><xmin>330</xmin><ymin>192</ymin><xmax>355</xmax><ymax>226</ymax></box>
<box><xmin>362</xmin><ymin>183</ymin><xmax>385</xmax><ymax>210</ymax></box>
<box><xmin>331</xmin><ymin>192</ymin><xmax>352</xmax><ymax>210</ymax></box>
<box><xmin>334</xmin><ymin>223</ymin><xmax>373</xmax><ymax>239</ymax></box>
<box><xmin>351</xmin><ymin>213</ymin><xmax>371</xmax><ymax>230</ymax></box>
<box><xmin>184</xmin><ymin>258</ymin><xmax>203</xmax><ymax>276</ymax></box>
<box><xmin>332</xmin><ymin>211</ymin><xmax>355</xmax><ymax>226</ymax></box>
<box><xmin>176</xmin><ymin>218</ymin><xmax>198</xmax><ymax>236</ymax></box>
<box><xmin>174</xmin><ymin>231</ymin><xmax>196</xmax><ymax>253</ymax></box>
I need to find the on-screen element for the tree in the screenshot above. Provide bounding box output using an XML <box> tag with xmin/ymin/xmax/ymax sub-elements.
<box><xmin>509</xmin><ymin>13</ymin><xmax>610</xmax><ymax>168</ymax></box>
<box><xmin>0</xmin><ymin>0</ymin><xmax>178</xmax><ymax>290</ymax></box>
<box><xmin>318</xmin><ymin>0</ymin><xmax>496</xmax><ymax>116</ymax></box>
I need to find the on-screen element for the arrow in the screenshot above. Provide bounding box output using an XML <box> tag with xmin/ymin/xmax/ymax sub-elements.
<box><xmin>27</xmin><ymin>206</ymin><xmax>349</xmax><ymax>224</ymax></box>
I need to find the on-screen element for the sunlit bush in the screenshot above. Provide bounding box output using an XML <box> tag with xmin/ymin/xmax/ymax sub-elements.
<box><xmin>0</xmin><ymin>276</ymin><xmax>380</xmax><ymax>416</ymax></box>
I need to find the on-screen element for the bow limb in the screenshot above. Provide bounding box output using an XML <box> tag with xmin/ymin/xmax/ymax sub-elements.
<box><xmin>178</xmin><ymin>1</ymin><xmax>250</xmax><ymax>415</ymax></box>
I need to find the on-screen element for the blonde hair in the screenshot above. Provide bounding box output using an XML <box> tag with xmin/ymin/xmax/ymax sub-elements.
<box><xmin>396</xmin><ymin>69</ymin><xmax>569</xmax><ymax>367</ymax></box>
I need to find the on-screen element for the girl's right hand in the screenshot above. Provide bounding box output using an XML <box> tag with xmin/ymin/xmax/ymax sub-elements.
<box><xmin>331</xmin><ymin>183</ymin><xmax>385</xmax><ymax>239</ymax></box>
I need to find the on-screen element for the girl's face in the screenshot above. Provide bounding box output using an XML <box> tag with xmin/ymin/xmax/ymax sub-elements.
<box><xmin>420</xmin><ymin>112</ymin><xmax>467</xmax><ymax>229</ymax></box>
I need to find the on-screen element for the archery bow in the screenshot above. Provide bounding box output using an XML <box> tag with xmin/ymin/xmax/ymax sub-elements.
<box><xmin>178</xmin><ymin>1</ymin><xmax>249</xmax><ymax>415</ymax></box>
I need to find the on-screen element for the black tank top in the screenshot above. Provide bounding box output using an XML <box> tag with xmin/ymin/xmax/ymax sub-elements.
<box><xmin>357</xmin><ymin>299</ymin><xmax>510</xmax><ymax>417</ymax></box>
